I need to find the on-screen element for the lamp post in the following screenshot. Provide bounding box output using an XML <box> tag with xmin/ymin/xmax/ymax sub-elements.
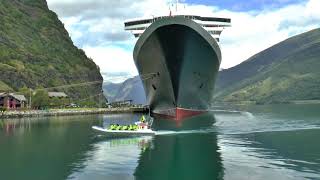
<box><xmin>29</xmin><ymin>88</ymin><xmax>32</xmax><ymax>109</ymax></box>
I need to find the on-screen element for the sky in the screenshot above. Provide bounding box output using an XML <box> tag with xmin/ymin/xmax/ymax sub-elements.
<box><xmin>46</xmin><ymin>0</ymin><xmax>320</xmax><ymax>83</ymax></box>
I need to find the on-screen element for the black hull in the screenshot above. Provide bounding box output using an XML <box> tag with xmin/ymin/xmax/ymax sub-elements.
<box><xmin>134</xmin><ymin>17</ymin><xmax>221</xmax><ymax>118</ymax></box>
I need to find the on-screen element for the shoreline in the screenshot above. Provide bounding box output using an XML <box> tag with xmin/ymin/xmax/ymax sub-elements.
<box><xmin>213</xmin><ymin>100</ymin><xmax>320</xmax><ymax>106</ymax></box>
<box><xmin>0</xmin><ymin>107</ymin><xmax>149</xmax><ymax>119</ymax></box>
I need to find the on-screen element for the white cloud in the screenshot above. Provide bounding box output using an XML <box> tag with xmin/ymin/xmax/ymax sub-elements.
<box><xmin>83</xmin><ymin>45</ymin><xmax>138</xmax><ymax>82</ymax></box>
<box><xmin>306</xmin><ymin>0</ymin><xmax>320</xmax><ymax>17</ymax></box>
<box><xmin>47</xmin><ymin>0</ymin><xmax>320</xmax><ymax>82</ymax></box>
<box><xmin>182</xmin><ymin>1</ymin><xmax>320</xmax><ymax>68</ymax></box>
<box><xmin>60</xmin><ymin>17</ymin><xmax>83</xmax><ymax>39</ymax></box>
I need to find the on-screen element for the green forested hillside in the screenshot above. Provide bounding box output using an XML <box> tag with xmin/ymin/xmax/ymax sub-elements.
<box><xmin>0</xmin><ymin>0</ymin><xmax>103</xmax><ymax>102</ymax></box>
<box><xmin>214</xmin><ymin>28</ymin><xmax>320</xmax><ymax>104</ymax></box>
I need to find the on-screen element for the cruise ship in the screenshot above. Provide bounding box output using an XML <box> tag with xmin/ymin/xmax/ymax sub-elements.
<box><xmin>125</xmin><ymin>2</ymin><xmax>231</xmax><ymax>120</ymax></box>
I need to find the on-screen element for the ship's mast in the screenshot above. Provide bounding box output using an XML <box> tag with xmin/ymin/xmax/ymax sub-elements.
<box><xmin>176</xmin><ymin>0</ymin><xmax>179</xmax><ymax>12</ymax></box>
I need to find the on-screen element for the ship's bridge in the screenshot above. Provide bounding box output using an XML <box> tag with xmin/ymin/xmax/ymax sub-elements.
<box><xmin>124</xmin><ymin>15</ymin><xmax>231</xmax><ymax>42</ymax></box>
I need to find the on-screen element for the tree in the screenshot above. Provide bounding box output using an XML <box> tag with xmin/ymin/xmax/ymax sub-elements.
<box><xmin>49</xmin><ymin>97</ymin><xmax>69</xmax><ymax>108</ymax></box>
<box><xmin>18</xmin><ymin>86</ymin><xmax>31</xmax><ymax>107</ymax></box>
<box><xmin>50</xmin><ymin>97</ymin><xmax>60</xmax><ymax>108</ymax></box>
<box><xmin>32</xmin><ymin>89</ymin><xmax>49</xmax><ymax>109</ymax></box>
<box><xmin>0</xmin><ymin>107</ymin><xmax>6</xmax><ymax>116</ymax></box>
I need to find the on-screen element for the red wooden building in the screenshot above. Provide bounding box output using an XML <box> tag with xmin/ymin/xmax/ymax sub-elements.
<box><xmin>0</xmin><ymin>93</ymin><xmax>27</xmax><ymax>109</ymax></box>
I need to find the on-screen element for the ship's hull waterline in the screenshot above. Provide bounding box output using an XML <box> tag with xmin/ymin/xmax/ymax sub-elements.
<box><xmin>134</xmin><ymin>17</ymin><xmax>221</xmax><ymax>120</ymax></box>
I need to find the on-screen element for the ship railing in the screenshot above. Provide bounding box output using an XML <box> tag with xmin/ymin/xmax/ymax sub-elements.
<box><xmin>203</xmin><ymin>27</ymin><xmax>225</xmax><ymax>31</ymax></box>
<box><xmin>125</xmin><ymin>23</ymin><xmax>151</xmax><ymax>31</ymax></box>
<box><xmin>125</xmin><ymin>16</ymin><xmax>230</xmax><ymax>30</ymax></box>
<box><xmin>193</xmin><ymin>20</ymin><xmax>231</xmax><ymax>26</ymax></box>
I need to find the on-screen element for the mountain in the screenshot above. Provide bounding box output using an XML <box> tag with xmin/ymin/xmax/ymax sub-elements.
<box><xmin>103</xmin><ymin>29</ymin><xmax>320</xmax><ymax>105</ymax></box>
<box><xmin>103</xmin><ymin>81</ymin><xmax>121</xmax><ymax>100</ymax></box>
<box><xmin>103</xmin><ymin>76</ymin><xmax>146</xmax><ymax>104</ymax></box>
<box><xmin>0</xmin><ymin>0</ymin><xmax>103</xmax><ymax>103</ymax></box>
<box><xmin>214</xmin><ymin>28</ymin><xmax>320</xmax><ymax>104</ymax></box>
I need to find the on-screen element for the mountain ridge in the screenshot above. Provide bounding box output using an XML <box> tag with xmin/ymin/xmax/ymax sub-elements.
<box><xmin>0</xmin><ymin>0</ymin><xmax>104</xmax><ymax>103</ymax></box>
<box><xmin>103</xmin><ymin>76</ymin><xmax>146</xmax><ymax>104</ymax></box>
<box><xmin>214</xmin><ymin>28</ymin><xmax>320</xmax><ymax>104</ymax></box>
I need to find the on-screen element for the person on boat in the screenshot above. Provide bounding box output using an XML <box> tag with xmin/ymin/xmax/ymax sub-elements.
<box><xmin>138</xmin><ymin>115</ymin><xmax>148</xmax><ymax>130</ymax></box>
<box><xmin>140</xmin><ymin>115</ymin><xmax>146</xmax><ymax>123</ymax></box>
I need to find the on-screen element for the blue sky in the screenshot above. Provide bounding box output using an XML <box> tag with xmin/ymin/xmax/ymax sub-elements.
<box><xmin>47</xmin><ymin>0</ymin><xmax>320</xmax><ymax>83</ymax></box>
<box><xmin>185</xmin><ymin>0</ymin><xmax>306</xmax><ymax>11</ymax></box>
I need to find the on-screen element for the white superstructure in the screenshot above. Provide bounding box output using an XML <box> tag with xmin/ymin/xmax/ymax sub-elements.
<box><xmin>125</xmin><ymin>15</ymin><xmax>231</xmax><ymax>42</ymax></box>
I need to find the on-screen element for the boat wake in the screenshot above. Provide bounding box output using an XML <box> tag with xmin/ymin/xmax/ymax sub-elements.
<box><xmin>154</xmin><ymin>128</ymin><xmax>214</xmax><ymax>136</ymax></box>
<box><xmin>209</xmin><ymin>109</ymin><xmax>255</xmax><ymax>118</ymax></box>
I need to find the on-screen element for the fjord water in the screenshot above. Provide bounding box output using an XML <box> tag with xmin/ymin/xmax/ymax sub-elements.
<box><xmin>1</xmin><ymin>104</ymin><xmax>320</xmax><ymax>180</ymax></box>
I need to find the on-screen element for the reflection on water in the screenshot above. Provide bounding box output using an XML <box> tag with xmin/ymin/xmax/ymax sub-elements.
<box><xmin>135</xmin><ymin>132</ymin><xmax>223</xmax><ymax>180</ymax></box>
<box><xmin>0</xmin><ymin>115</ymin><xmax>101</xmax><ymax>180</ymax></box>
<box><xmin>220</xmin><ymin>129</ymin><xmax>320</xmax><ymax>178</ymax></box>
<box><xmin>135</xmin><ymin>113</ymin><xmax>222</xmax><ymax>180</ymax></box>
<box><xmin>1</xmin><ymin>104</ymin><xmax>320</xmax><ymax>180</ymax></box>
<box><xmin>152</xmin><ymin>112</ymin><xmax>216</xmax><ymax>130</ymax></box>
<box><xmin>68</xmin><ymin>136</ymin><xmax>151</xmax><ymax>180</ymax></box>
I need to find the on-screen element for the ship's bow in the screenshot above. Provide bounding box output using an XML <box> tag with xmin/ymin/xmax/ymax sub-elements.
<box><xmin>134</xmin><ymin>16</ymin><xmax>221</xmax><ymax>121</ymax></box>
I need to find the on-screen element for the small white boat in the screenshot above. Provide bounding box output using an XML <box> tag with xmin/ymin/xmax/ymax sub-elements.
<box><xmin>92</xmin><ymin>126</ymin><xmax>156</xmax><ymax>136</ymax></box>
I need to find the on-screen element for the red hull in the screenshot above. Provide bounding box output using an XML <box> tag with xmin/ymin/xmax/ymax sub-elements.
<box><xmin>152</xmin><ymin>107</ymin><xmax>207</xmax><ymax>121</ymax></box>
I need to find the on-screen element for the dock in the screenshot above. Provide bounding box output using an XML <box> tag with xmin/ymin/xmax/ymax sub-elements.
<box><xmin>0</xmin><ymin>107</ymin><xmax>149</xmax><ymax>119</ymax></box>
